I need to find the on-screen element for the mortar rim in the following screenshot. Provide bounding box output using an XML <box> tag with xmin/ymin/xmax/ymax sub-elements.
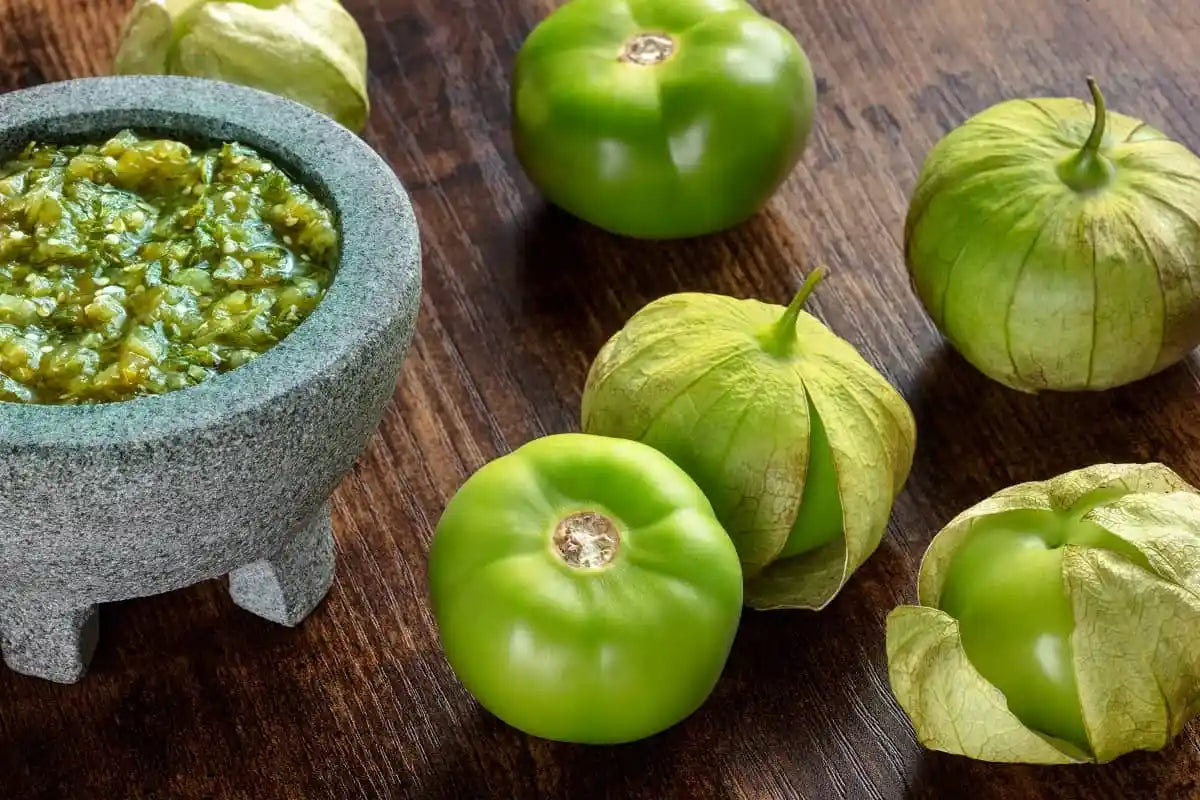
<box><xmin>0</xmin><ymin>75</ymin><xmax>420</xmax><ymax>448</ymax></box>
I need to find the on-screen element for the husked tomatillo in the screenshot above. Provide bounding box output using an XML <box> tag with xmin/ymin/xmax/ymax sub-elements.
<box><xmin>511</xmin><ymin>0</ymin><xmax>816</xmax><ymax>239</ymax></box>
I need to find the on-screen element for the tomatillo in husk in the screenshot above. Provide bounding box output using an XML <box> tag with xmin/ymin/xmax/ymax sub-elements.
<box><xmin>427</xmin><ymin>433</ymin><xmax>743</xmax><ymax>745</ymax></box>
<box><xmin>580</xmin><ymin>269</ymin><xmax>916</xmax><ymax>609</ymax></box>
<box><xmin>886</xmin><ymin>463</ymin><xmax>1200</xmax><ymax>764</ymax></box>
<box><xmin>511</xmin><ymin>0</ymin><xmax>816</xmax><ymax>239</ymax></box>
<box><xmin>113</xmin><ymin>0</ymin><xmax>369</xmax><ymax>131</ymax></box>
<box><xmin>905</xmin><ymin>78</ymin><xmax>1200</xmax><ymax>392</ymax></box>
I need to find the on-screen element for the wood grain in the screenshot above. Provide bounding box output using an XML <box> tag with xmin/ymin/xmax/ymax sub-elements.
<box><xmin>1</xmin><ymin>0</ymin><xmax>1199</xmax><ymax>797</ymax></box>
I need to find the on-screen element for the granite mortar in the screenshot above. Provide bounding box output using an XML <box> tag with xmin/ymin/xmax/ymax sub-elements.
<box><xmin>0</xmin><ymin>76</ymin><xmax>421</xmax><ymax>683</ymax></box>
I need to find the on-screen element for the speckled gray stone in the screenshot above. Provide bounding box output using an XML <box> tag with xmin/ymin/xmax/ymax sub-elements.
<box><xmin>0</xmin><ymin>76</ymin><xmax>421</xmax><ymax>683</ymax></box>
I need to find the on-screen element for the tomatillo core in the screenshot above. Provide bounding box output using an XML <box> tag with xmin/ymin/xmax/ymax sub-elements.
<box><xmin>427</xmin><ymin>433</ymin><xmax>744</xmax><ymax>744</ymax></box>
<box><xmin>511</xmin><ymin>0</ymin><xmax>817</xmax><ymax>239</ymax></box>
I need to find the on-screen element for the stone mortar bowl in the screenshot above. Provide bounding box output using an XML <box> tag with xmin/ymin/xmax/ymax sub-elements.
<box><xmin>0</xmin><ymin>76</ymin><xmax>421</xmax><ymax>683</ymax></box>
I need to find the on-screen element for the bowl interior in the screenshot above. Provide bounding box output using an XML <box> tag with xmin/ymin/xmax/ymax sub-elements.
<box><xmin>0</xmin><ymin>75</ymin><xmax>420</xmax><ymax>445</ymax></box>
<box><xmin>1</xmin><ymin>123</ymin><xmax>342</xmax><ymax>231</ymax></box>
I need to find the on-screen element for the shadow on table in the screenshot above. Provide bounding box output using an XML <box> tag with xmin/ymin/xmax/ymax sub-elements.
<box><xmin>901</xmin><ymin>342</ymin><xmax>1200</xmax><ymax>536</ymax></box>
<box><xmin>505</xmin><ymin>200</ymin><xmax>819</xmax><ymax>433</ymax></box>
<box><xmin>512</xmin><ymin>201</ymin><xmax>809</xmax><ymax>360</ymax></box>
<box><xmin>0</xmin><ymin>580</ymin><xmax>339</xmax><ymax>800</ymax></box>
<box><xmin>903</xmin><ymin>737</ymin><xmax>1200</xmax><ymax>800</ymax></box>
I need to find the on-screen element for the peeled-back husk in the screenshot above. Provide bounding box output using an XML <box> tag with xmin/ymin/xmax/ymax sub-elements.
<box><xmin>887</xmin><ymin>463</ymin><xmax>1200</xmax><ymax>764</ymax></box>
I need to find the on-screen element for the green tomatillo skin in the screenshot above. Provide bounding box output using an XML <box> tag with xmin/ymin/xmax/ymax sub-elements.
<box><xmin>427</xmin><ymin>432</ymin><xmax>743</xmax><ymax>745</ymax></box>
<box><xmin>778</xmin><ymin>400</ymin><xmax>843</xmax><ymax>559</ymax></box>
<box><xmin>581</xmin><ymin>270</ymin><xmax>916</xmax><ymax>610</ymax></box>
<box><xmin>756</xmin><ymin>274</ymin><xmax>845</xmax><ymax>560</ymax></box>
<box><xmin>938</xmin><ymin>506</ymin><xmax>1149</xmax><ymax>752</ymax></box>
<box><xmin>886</xmin><ymin>464</ymin><xmax>1200</xmax><ymax>765</ymax></box>
<box><xmin>511</xmin><ymin>0</ymin><xmax>816</xmax><ymax>239</ymax></box>
<box><xmin>905</xmin><ymin>79</ymin><xmax>1200</xmax><ymax>392</ymax></box>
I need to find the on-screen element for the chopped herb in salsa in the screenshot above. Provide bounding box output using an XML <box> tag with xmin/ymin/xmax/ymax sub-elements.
<box><xmin>0</xmin><ymin>129</ymin><xmax>337</xmax><ymax>405</ymax></box>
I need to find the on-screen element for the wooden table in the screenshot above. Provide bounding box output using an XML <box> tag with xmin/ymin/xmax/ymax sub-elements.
<box><xmin>2</xmin><ymin>0</ymin><xmax>1199</xmax><ymax>797</ymax></box>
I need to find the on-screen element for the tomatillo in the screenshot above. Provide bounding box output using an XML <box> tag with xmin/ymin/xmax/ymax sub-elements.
<box><xmin>580</xmin><ymin>269</ymin><xmax>916</xmax><ymax>610</ymax></box>
<box><xmin>427</xmin><ymin>433</ymin><xmax>743</xmax><ymax>744</ymax></box>
<box><xmin>511</xmin><ymin>0</ymin><xmax>816</xmax><ymax>239</ymax></box>
<box><xmin>905</xmin><ymin>78</ymin><xmax>1200</xmax><ymax>392</ymax></box>
<box><xmin>886</xmin><ymin>463</ymin><xmax>1200</xmax><ymax>764</ymax></box>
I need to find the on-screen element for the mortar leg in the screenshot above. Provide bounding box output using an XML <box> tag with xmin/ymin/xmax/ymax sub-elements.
<box><xmin>228</xmin><ymin>502</ymin><xmax>336</xmax><ymax>627</ymax></box>
<box><xmin>0</xmin><ymin>598</ymin><xmax>99</xmax><ymax>684</ymax></box>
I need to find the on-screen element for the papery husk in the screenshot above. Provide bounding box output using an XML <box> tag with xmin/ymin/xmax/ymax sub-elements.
<box><xmin>581</xmin><ymin>283</ymin><xmax>915</xmax><ymax>610</ymax></box>
<box><xmin>114</xmin><ymin>0</ymin><xmax>369</xmax><ymax>131</ymax></box>
<box><xmin>887</xmin><ymin>463</ymin><xmax>1200</xmax><ymax>763</ymax></box>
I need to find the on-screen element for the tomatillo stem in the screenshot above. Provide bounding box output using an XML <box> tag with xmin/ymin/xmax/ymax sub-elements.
<box><xmin>619</xmin><ymin>32</ymin><xmax>675</xmax><ymax>65</ymax></box>
<box><xmin>553</xmin><ymin>511</ymin><xmax>620</xmax><ymax>569</ymax></box>
<box><xmin>1080</xmin><ymin>77</ymin><xmax>1108</xmax><ymax>153</ymax></box>
<box><xmin>1057</xmin><ymin>77</ymin><xmax>1116</xmax><ymax>192</ymax></box>
<box><xmin>762</xmin><ymin>266</ymin><xmax>828</xmax><ymax>357</ymax></box>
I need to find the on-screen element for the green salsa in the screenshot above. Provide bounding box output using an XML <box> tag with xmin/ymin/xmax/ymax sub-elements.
<box><xmin>0</xmin><ymin>130</ymin><xmax>338</xmax><ymax>405</ymax></box>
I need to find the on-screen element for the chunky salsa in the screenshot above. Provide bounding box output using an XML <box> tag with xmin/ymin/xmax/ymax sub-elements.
<box><xmin>0</xmin><ymin>130</ymin><xmax>338</xmax><ymax>405</ymax></box>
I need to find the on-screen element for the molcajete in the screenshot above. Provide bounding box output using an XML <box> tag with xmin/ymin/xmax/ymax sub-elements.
<box><xmin>0</xmin><ymin>76</ymin><xmax>421</xmax><ymax>683</ymax></box>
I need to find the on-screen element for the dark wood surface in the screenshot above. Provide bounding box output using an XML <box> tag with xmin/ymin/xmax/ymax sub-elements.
<box><xmin>2</xmin><ymin>0</ymin><xmax>1199</xmax><ymax>797</ymax></box>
